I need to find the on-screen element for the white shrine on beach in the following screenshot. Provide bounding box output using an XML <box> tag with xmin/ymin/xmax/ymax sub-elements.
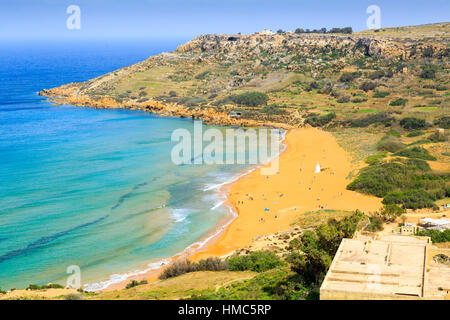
<box><xmin>314</xmin><ymin>162</ymin><xmax>321</xmax><ymax>173</ymax></box>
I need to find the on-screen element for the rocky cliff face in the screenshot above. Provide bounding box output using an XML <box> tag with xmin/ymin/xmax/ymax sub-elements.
<box><xmin>176</xmin><ymin>32</ymin><xmax>447</xmax><ymax>62</ymax></box>
<box><xmin>40</xmin><ymin>23</ymin><xmax>449</xmax><ymax>129</ymax></box>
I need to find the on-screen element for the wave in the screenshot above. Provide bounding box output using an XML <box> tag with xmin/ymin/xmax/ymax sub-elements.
<box><xmin>83</xmin><ymin>258</ymin><xmax>171</xmax><ymax>292</ymax></box>
<box><xmin>82</xmin><ymin>129</ymin><xmax>287</xmax><ymax>292</ymax></box>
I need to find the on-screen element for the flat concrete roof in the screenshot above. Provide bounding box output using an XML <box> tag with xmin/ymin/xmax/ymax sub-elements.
<box><xmin>320</xmin><ymin>233</ymin><xmax>450</xmax><ymax>300</ymax></box>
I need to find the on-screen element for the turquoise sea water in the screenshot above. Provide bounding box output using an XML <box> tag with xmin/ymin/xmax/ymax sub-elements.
<box><xmin>0</xmin><ymin>39</ymin><xmax>256</xmax><ymax>290</ymax></box>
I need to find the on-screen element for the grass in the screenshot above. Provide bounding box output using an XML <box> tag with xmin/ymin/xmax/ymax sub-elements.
<box><xmin>90</xmin><ymin>271</ymin><xmax>257</xmax><ymax>300</ymax></box>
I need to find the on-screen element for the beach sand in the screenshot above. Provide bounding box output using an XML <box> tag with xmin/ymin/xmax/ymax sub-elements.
<box><xmin>102</xmin><ymin>127</ymin><xmax>382</xmax><ymax>291</ymax></box>
<box><xmin>189</xmin><ymin>127</ymin><xmax>382</xmax><ymax>260</ymax></box>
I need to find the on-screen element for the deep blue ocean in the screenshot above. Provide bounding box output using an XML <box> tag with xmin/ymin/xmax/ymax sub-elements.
<box><xmin>0</xmin><ymin>39</ymin><xmax>254</xmax><ymax>290</ymax></box>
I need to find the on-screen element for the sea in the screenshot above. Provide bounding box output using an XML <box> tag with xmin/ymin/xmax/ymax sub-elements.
<box><xmin>0</xmin><ymin>38</ymin><xmax>276</xmax><ymax>290</ymax></box>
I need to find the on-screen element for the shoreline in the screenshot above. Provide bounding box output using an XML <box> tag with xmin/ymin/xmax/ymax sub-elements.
<box><xmin>91</xmin><ymin>127</ymin><xmax>383</xmax><ymax>292</ymax></box>
<box><xmin>85</xmin><ymin>129</ymin><xmax>288</xmax><ymax>292</ymax></box>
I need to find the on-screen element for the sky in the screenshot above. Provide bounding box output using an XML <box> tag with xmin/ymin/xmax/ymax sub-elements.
<box><xmin>0</xmin><ymin>0</ymin><xmax>449</xmax><ymax>40</ymax></box>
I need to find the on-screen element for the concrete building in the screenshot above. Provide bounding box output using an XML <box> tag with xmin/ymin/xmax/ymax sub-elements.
<box><xmin>400</xmin><ymin>224</ymin><xmax>418</xmax><ymax>235</ymax></box>
<box><xmin>320</xmin><ymin>232</ymin><xmax>450</xmax><ymax>300</ymax></box>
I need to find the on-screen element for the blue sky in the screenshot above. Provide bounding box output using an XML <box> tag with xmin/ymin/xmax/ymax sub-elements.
<box><xmin>1</xmin><ymin>0</ymin><xmax>449</xmax><ymax>40</ymax></box>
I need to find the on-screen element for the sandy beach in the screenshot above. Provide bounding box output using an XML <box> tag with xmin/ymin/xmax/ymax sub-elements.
<box><xmin>189</xmin><ymin>127</ymin><xmax>382</xmax><ymax>260</ymax></box>
<box><xmin>100</xmin><ymin>127</ymin><xmax>383</xmax><ymax>291</ymax></box>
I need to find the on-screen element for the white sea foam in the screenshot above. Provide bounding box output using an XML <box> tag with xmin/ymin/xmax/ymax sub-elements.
<box><xmin>84</xmin><ymin>259</ymin><xmax>171</xmax><ymax>292</ymax></box>
<box><xmin>83</xmin><ymin>129</ymin><xmax>287</xmax><ymax>292</ymax></box>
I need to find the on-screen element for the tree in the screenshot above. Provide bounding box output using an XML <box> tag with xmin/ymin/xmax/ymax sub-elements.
<box><xmin>380</xmin><ymin>204</ymin><xmax>405</xmax><ymax>222</ymax></box>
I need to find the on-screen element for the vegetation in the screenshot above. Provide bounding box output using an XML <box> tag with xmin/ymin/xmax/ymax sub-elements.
<box><xmin>394</xmin><ymin>146</ymin><xmax>437</xmax><ymax>160</ymax></box>
<box><xmin>228</xmin><ymin>91</ymin><xmax>269</xmax><ymax>107</ymax></box>
<box><xmin>389</xmin><ymin>98</ymin><xmax>408</xmax><ymax>106</ymax></box>
<box><xmin>416</xmin><ymin>229</ymin><xmax>450</xmax><ymax>243</ymax></box>
<box><xmin>346</xmin><ymin>112</ymin><xmax>393</xmax><ymax>128</ymax></box>
<box><xmin>400</xmin><ymin>117</ymin><xmax>426</xmax><ymax>130</ymax></box>
<box><xmin>377</xmin><ymin>135</ymin><xmax>406</xmax><ymax>152</ymax></box>
<box><xmin>347</xmin><ymin>158</ymin><xmax>449</xmax><ymax>209</ymax></box>
<box><xmin>126</xmin><ymin>279</ymin><xmax>148</xmax><ymax>289</ymax></box>
<box><xmin>190</xmin><ymin>211</ymin><xmax>366</xmax><ymax>300</ymax></box>
<box><xmin>305</xmin><ymin>112</ymin><xmax>336</xmax><ymax>127</ymax></box>
<box><xmin>228</xmin><ymin>251</ymin><xmax>286</xmax><ymax>272</ymax></box>
<box><xmin>373</xmin><ymin>90</ymin><xmax>390</xmax><ymax>98</ymax></box>
<box><xmin>159</xmin><ymin>257</ymin><xmax>230</xmax><ymax>280</ymax></box>
<box><xmin>435</xmin><ymin>116</ymin><xmax>450</xmax><ymax>129</ymax></box>
<box><xmin>26</xmin><ymin>283</ymin><xmax>64</xmax><ymax>290</ymax></box>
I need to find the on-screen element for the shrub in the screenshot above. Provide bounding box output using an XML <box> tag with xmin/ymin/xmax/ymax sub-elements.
<box><xmin>169</xmin><ymin>91</ymin><xmax>177</xmax><ymax>97</ymax></box>
<box><xmin>420</xmin><ymin>65</ymin><xmax>437</xmax><ymax>79</ymax></box>
<box><xmin>382</xmin><ymin>189</ymin><xmax>435</xmax><ymax>209</ymax></box>
<box><xmin>228</xmin><ymin>250</ymin><xmax>285</xmax><ymax>272</ymax></box>
<box><xmin>380</xmin><ymin>204</ymin><xmax>405</xmax><ymax>221</ymax></box>
<box><xmin>394</xmin><ymin>147</ymin><xmax>437</xmax><ymax>161</ymax></box>
<box><xmin>348</xmin><ymin>158</ymin><xmax>447</xmax><ymax>209</ymax></box>
<box><xmin>261</xmin><ymin>104</ymin><xmax>286</xmax><ymax>115</ymax></box>
<box><xmin>228</xmin><ymin>91</ymin><xmax>269</xmax><ymax>107</ymax></box>
<box><xmin>373</xmin><ymin>91</ymin><xmax>390</xmax><ymax>98</ymax></box>
<box><xmin>389</xmin><ymin>98</ymin><xmax>408</xmax><ymax>106</ymax></box>
<box><xmin>365</xmin><ymin>153</ymin><xmax>386</xmax><ymax>165</ymax></box>
<box><xmin>377</xmin><ymin>135</ymin><xmax>406</xmax><ymax>153</ymax></box>
<box><xmin>400</xmin><ymin>117</ymin><xmax>426</xmax><ymax>130</ymax></box>
<box><xmin>359</xmin><ymin>81</ymin><xmax>377</xmax><ymax>92</ymax></box>
<box><xmin>416</xmin><ymin>229</ymin><xmax>450</xmax><ymax>243</ymax></box>
<box><xmin>407</xmin><ymin>130</ymin><xmax>424</xmax><ymax>137</ymax></box>
<box><xmin>125</xmin><ymin>279</ymin><xmax>148</xmax><ymax>289</ymax></box>
<box><xmin>367</xmin><ymin>215</ymin><xmax>384</xmax><ymax>232</ymax></box>
<box><xmin>305</xmin><ymin>112</ymin><xmax>336</xmax><ymax>127</ymax></box>
<box><xmin>347</xmin><ymin>112</ymin><xmax>393</xmax><ymax>128</ymax></box>
<box><xmin>339</xmin><ymin>72</ymin><xmax>360</xmax><ymax>82</ymax></box>
<box><xmin>195</xmin><ymin>71</ymin><xmax>210</xmax><ymax>80</ymax></box>
<box><xmin>337</xmin><ymin>96</ymin><xmax>350</xmax><ymax>103</ymax></box>
<box><xmin>26</xmin><ymin>283</ymin><xmax>64</xmax><ymax>290</ymax></box>
<box><xmin>159</xmin><ymin>257</ymin><xmax>229</xmax><ymax>280</ymax></box>
<box><xmin>435</xmin><ymin>116</ymin><xmax>450</xmax><ymax>129</ymax></box>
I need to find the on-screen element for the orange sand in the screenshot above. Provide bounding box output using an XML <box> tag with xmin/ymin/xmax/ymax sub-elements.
<box><xmin>189</xmin><ymin>127</ymin><xmax>382</xmax><ymax>260</ymax></box>
<box><xmin>102</xmin><ymin>127</ymin><xmax>382</xmax><ymax>291</ymax></box>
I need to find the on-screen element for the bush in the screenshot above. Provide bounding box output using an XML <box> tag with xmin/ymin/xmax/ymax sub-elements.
<box><xmin>382</xmin><ymin>189</ymin><xmax>435</xmax><ymax>209</ymax></box>
<box><xmin>420</xmin><ymin>65</ymin><xmax>437</xmax><ymax>79</ymax></box>
<box><xmin>373</xmin><ymin>91</ymin><xmax>390</xmax><ymax>98</ymax></box>
<box><xmin>228</xmin><ymin>92</ymin><xmax>269</xmax><ymax>107</ymax></box>
<box><xmin>26</xmin><ymin>283</ymin><xmax>64</xmax><ymax>290</ymax></box>
<box><xmin>416</xmin><ymin>229</ymin><xmax>450</xmax><ymax>243</ymax></box>
<box><xmin>380</xmin><ymin>204</ymin><xmax>405</xmax><ymax>221</ymax></box>
<box><xmin>365</xmin><ymin>153</ymin><xmax>386</xmax><ymax>165</ymax></box>
<box><xmin>195</xmin><ymin>71</ymin><xmax>210</xmax><ymax>80</ymax></box>
<box><xmin>159</xmin><ymin>257</ymin><xmax>229</xmax><ymax>280</ymax></box>
<box><xmin>347</xmin><ymin>158</ymin><xmax>447</xmax><ymax>209</ymax></box>
<box><xmin>228</xmin><ymin>250</ymin><xmax>285</xmax><ymax>272</ymax></box>
<box><xmin>400</xmin><ymin>117</ymin><xmax>426</xmax><ymax>130</ymax></box>
<box><xmin>377</xmin><ymin>135</ymin><xmax>406</xmax><ymax>153</ymax></box>
<box><xmin>261</xmin><ymin>104</ymin><xmax>286</xmax><ymax>115</ymax></box>
<box><xmin>407</xmin><ymin>130</ymin><xmax>424</xmax><ymax>137</ymax></box>
<box><xmin>337</xmin><ymin>96</ymin><xmax>350</xmax><ymax>103</ymax></box>
<box><xmin>435</xmin><ymin>116</ymin><xmax>450</xmax><ymax>129</ymax></box>
<box><xmin>367</xmin><ymin>215</ymin><xmax>384</xmax><ymax>232</ymax></box>
<box><xmin>339</xmin><ymin>72</ymin><xmax>360</xmax><ymax>82</ymax></box>
<box><xmin>389</xmin><ymin>98</ymin><xmax>408</xmax><ymax>106</ymax></box>
<box><xmin>125</xmin><ymin>279</ymin><xmax>148</xmax><ymax>289</ymax></box>
<box><xmin>359</xmin><ymin>81</ymin><xmax>377</xmax><ymax>92</ymax></box>
<box><xmin>347</xmin><ymin>112</ymin><xmax>393</xmax><ymax>128</ymax></box>
<box><xmin>394</xmin><ymin>147</ymin><xmax>437</xmax><ymax>161</ymax></box>
<box><xmin>305</xmin><ymin>112</ymin><xmax>336</xmax><ymax>127</ymax></box>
